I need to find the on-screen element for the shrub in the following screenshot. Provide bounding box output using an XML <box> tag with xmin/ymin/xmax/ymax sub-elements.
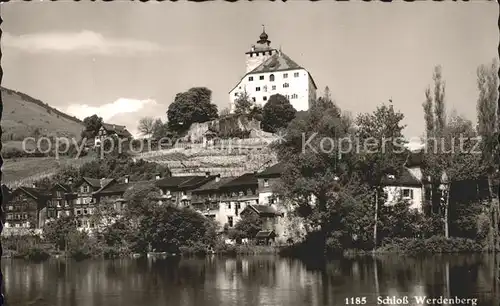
<box><xmin>379</xmin><ymin>236</ymin><xmax>483</xmax><ymax>255</ymax></box>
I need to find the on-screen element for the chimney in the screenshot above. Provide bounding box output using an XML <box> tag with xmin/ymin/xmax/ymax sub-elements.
<box><xmin>205</xmin><ymin>172</ymin><xmax>210</xmax><ymax>178</ymax></box>
<box><xmin>155</xmin><ymin>173</ymin><xmax>161</xmax><ymax>180</ymax></box>
<box><xmin>124</xmin><ymin>175</ymin><xmax>130</xmax><ymax>184</ymax></box>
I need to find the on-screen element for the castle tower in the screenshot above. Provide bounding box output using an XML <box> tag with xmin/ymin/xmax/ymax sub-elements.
<box><xmin>245</xmin><ymin>26</ymin><xmax>278</xmax><ymax>73</ymax></box>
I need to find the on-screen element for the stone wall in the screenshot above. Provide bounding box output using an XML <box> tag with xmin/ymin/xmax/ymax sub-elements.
<box><xmin>186</xmin><ymin>115</ymin><xmax>262</xmax><ymax>143</ymax></box>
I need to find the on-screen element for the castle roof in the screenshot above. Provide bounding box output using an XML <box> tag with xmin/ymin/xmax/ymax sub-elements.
<box><xmin>249</xmin><ymin>52</ymin><xmax>303</xmax><ymax>74</ymax></box>
<box><xmin>229</xmin><ymin>52</ymin><xmax>318</xmax><ymax>93</ymax></box>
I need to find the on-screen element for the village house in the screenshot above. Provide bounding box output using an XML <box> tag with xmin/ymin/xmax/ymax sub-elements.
<box><xmin>239</xmin><ymin>204</ymin><xmax>282</xmax><ymax>244</ymax></box>
<box><xmin>155</xmin><ymin>173</ymin><xmax>217</xmax><ymax>207</ymax></box>
<box><xmin>94</xmin><ymin>123</ymin><xmax>132</xmax><ymax>147</ymax></box>
<box><xmin>46</xmin><ymin>180</ymin><xmax>77</xmax><ymax>220</ymax></box>
<box><xmin>216</xmin><ymin>172</ymin><xmax>260</xmax><ymax>229</ymax></box>
<box><xmin>191</xmin><ymin>176</ymin><xmax>237</xmax><ymax>225</ymax></box>
<box><xmin>71</xmin><ymin>177</ymin><xmax>113</xmax><ymax>231</ymax></box>
<box><xmin>3</xmin><ymin>186</ymin><xmax>48</xmax><ymax>233</ymax></box>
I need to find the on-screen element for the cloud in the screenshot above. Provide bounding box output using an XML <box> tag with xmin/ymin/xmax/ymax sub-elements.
<box><xmin>66</xmin><ymin>98</ymin><xmax>166</xmax><ymax>137</ymax></box>
<box><xmin>2</xmin><ymin>31</ymin><xmax>166</xmax><ymax>56</ymax></box>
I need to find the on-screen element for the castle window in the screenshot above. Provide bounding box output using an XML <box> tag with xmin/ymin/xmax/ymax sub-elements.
<box><xmin>283</xmin><ymin>73</ymin><xmax>288</xmax><ymax>78</ymax></box>
<box><xmin>270</xmin><ymin>74</ymin><xmax>275</xmax><ymax>82</ymax></box>
<box><xmin>272</xmin><ymin>85</ymin><xmax>276</xmax><ymax>90</ymax></box>
<box><xmin>294</xmin><ymin>72</ymin><xmax>300</xmax><ymax>77</ymax></box>
<box><xmin>252</xmin><ymin>97</ymin><xmax>256</xmax><ymax>102</ymax></box>
<box><xmin>228</xmin><ymin>216</ymin><xmax>234</xmax><ymax>227</ymax></box>
<box><xmin>256</xmin><ymin>87</ymin><xmax>261</xmax><ymax>91</ymax></box>
<box><xmin>283</xmin><ymin>83</ymin><xmax>289</xmax><ymax>88</ymax></box>
<box><xmin>234</xmin><ymin>93</ymin><xmax>238</xmax><ymax>96</ymax></box>
<box><xmin>259</xmin><ymin>75</ymin><xmax>264</xmax><ymax>80</ymax></box>
<box><xmin>249</xmin><ymin>76</ymin><xmax>254</xmax><ymax>81</ymax></box>
<box><xmin>291</xmin><ymin>94</ymin><xmax>298</xmax><ymax>99</ymax></box>
<box><xmin>263</xmin><ymin>96</ymin><xmax>267</xmax><ymax>101</ymax></box>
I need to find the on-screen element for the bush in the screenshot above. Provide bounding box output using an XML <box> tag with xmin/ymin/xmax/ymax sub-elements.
<box><xmin>379</xmin><ymin>236</ymin><xmax>483</xmax><ymax>255</ymax></box>
<box><xmin>23</xmin><ymin>246</ymin><xmax>50</xmax><ymax>262</ymax></box>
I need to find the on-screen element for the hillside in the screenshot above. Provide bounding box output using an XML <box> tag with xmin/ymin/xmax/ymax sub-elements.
<box><xmin>1</xmin><ymin>87</ymin><xmax>85</xmax><ymax>145</ymax></box>
<box><xmin>137</xmin><ymin>138</ymin><xmax>278</xmax><ymax>177</ymax></box>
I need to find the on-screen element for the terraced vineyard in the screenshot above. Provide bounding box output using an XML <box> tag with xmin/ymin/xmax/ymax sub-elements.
<box><xmin>136</xmin><ymin>139</ymin><xmax>278</xmax><ymax>177</ymax></box>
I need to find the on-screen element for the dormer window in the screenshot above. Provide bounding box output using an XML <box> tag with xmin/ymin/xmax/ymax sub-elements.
<box><xmin>263</xmin><ymin>179</ymin><xmax>269</xmax><ymax>187</ymax></box>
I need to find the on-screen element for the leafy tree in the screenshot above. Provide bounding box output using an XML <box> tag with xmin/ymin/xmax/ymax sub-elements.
<box><xmin>228</xmin><ymin>212</ymin><xmax>263</xmax><ymax>242</ymax></box>
<box><xmin>151</xmin><ymin>119</ymin><xmax>168</xmax><ymax>140</ymax></box>
<box><xmin>355</xmin><ymin>102</ymin><xmax>408</xmax><ymax>247</ymax></box>
<box><xmin>249</xmin><ymin>104</ymin><xmax>263</xmax><ymax>122</ymax></box>
<box><xmin>136</xmin><ymin>205</ymin><xmax>217</xmax><ymax>253</ymax></box>
<box><xmin>167</xmin><ymin>87</ymin><xmax>218</xmax><ymax>132</ymax></box>
<box><xmin>81</xmin><ymin>114</ymin><xmax>103</xmax><ymax>139</ymax></box>
<box><xmin>234</xmin><ymin>90</ymin><xmax>253</xmax><ymax>115</ymax></box>
<box><xmin>137</xmin><ymin>117</ymin><xmax>155</xmax><ymax>137</ymax></box>
<box><xmin>476</xmin><ymin>59</ymin><xmax>499</xmax><ymax>251</ymax></box>
<box><xmin>123</xmin><ymin>181</ymin><xmax>162</xmax><ymax>217</ymax></box>
<box><xmin>274</xmin><ymin>95</ymin><xmax>358</xmax><ymax>252</ymax></box>
<box><xmin>43</xmin><ymin>216</ymin><xmax>78</xmax><ymax>252</ymax></box>
<box><xmin>422</xmin><ymin>66</ymin><xmax>486</xmax><ymax>239</ymax></box>
<box><xmin>421</xmin><ymin>66</ymin><xmax>451</xmax><ymax>237</ymax></box>
<box><xmin>261</xmin><ymin>94</ymin><xmax>297</xmax><ymax>133</ymax></box>
<box><xmin>219</xmin><ymin>107</ymin><xmax>231</xmax><ymax>117</ymax></box>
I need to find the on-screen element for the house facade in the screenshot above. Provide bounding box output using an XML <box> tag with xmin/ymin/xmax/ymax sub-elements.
<box><xmin>3</xmin><ymin>186</ymin><xmax>48</xmax><ymax>233</ymax></box>
<box><xmin>229</xmin><ymin>29</ymin><xmax>317</xmax><ymax>113</ymax></box>
<box><xmin>155</xmin><ymin>174</ymin><xmax>216</xmax><ymax>207</ymax></box>
<box><xmin>71</xmin><ymin>177</ymin><xmax>113</xmax><ymax>231</ymax></box>
<box><xmin>46</xmin><ymin>182</ymin><xmax>76</xmax><ymax>220</ymax></box>
<box><xmin>94</xmin><ymin>123</ymin><xmax>132</xmax><ymax>147</ymax></box>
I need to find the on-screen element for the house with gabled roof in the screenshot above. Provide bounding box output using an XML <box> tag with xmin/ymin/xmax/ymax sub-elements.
<box><xmin>3</xmin><ymin>186</ymin><xmax>49</xmax><ymax>233</ymax></box>
<box><xmin>94</xmin><ymin>123</ymin><xmax>132</xmax><ymax>147</ymax></box>
<box><xmin>46</xmin><ymin>180</ymin><xmax>77</xmax><ymax>220</ymax></box>
<box><xmin>229</xmin><ymin>28</ymin><xmax>317</xmax><ymax>113</ymax></box>
<box><xmin>155</xmin><ymin>173</ymin><xmax>217</xmax><ymax>207</ymax></box>
<box><xmin>70</xmin><ymin>177</ymin><xmax>113</xmax><ymax>231</ymax></box>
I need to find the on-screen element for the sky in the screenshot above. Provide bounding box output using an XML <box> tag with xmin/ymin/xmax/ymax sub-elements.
<box><xmin>1</xmin><ymin>1</ymin><xmax>498</xmax><ymax>140</ymax></box>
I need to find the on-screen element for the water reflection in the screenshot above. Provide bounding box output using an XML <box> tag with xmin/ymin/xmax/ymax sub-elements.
<box><xmin>2</xmin><ymin>254</ymin><xmax>498</xmax><ymax>306</ymax></box>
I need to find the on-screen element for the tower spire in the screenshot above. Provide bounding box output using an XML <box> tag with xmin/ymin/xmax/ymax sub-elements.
<box><xmin>257</xmin><ymin>26</ymin><xmax>270</xmax><ymax>45</ymax></box>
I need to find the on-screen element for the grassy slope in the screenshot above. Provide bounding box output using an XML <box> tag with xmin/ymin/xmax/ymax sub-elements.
<box><xmin>1</xmin><ymin>87</ymin><xmax>85</xmax><ymax>142</ymax></box>
<box><xmin>1</xmin><ymin>87</ymin><xmax>90</xmax><ymax>187</ymax></box>
<box><xmin>2</xmin><ymin>156</ymin><xmax>95</xmax><ymax>188</ymax></box>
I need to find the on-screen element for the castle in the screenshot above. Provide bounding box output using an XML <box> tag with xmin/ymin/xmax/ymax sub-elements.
<box><xmin>229</xmin><ymin>27</ymin><xmax>318</xmax><ymax>113</ymax></box>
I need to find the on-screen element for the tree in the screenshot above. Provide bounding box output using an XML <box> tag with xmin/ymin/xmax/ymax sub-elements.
<box><xmin>355</xmin><ymin>102</ymin><xmax>408</xmax><ymax>248</ymax></box>
<box><xmin>167</xmin><ymin>87</ymin><xmax>218</xmax><ymax>132</ymax></box>
<box><xmin>261</xmin><ymin>94</ymin><xmax>297</xmax><ymax>133</ymax></box>
<box><xmin>219</xmin><ymin>107</ymin><xmax>231</xmax><ymax>117</ymax></box>
<box><xmin>43</xmin><ymin>216</ymin><xmax>78</xmax><ymax>252</ymax></box>
<box><xmin>421</xmin><ymin>66</ymin><xmax>451</xmax><ymax>238</ymax></box>
<box><xmin>137</xmin><ymin>117</ymin><xmax>154</xmax><ymax>138</ymax></box>
<box><xmin>476</xmin><ymin>59</ymin><xmax>499</xmax><ymax>251</ymax></box>
<box><xmin>81</xmin><ymin>114</ymin><xmax>103</xmax><ymax>139</ymax></box>
<box><xmin>234</xmin><ymin>90</ymin><xmax>253</xmax><ymax>115</ymax></box>
<box><xmin>274</xmin><ymin>95</ymin><xmax>359</xmax><ymax>252</ymax></box>
<box><xmin>229</xmin><ymin>212</ymin><xmax>263</xmax><ymax>242</ymax></box>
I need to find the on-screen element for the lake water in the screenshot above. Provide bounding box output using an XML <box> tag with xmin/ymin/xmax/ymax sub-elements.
<box><xmin>2</xmin><ymin>254</ymin><xmax>499</xmax><ymax>306</ymax></box>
